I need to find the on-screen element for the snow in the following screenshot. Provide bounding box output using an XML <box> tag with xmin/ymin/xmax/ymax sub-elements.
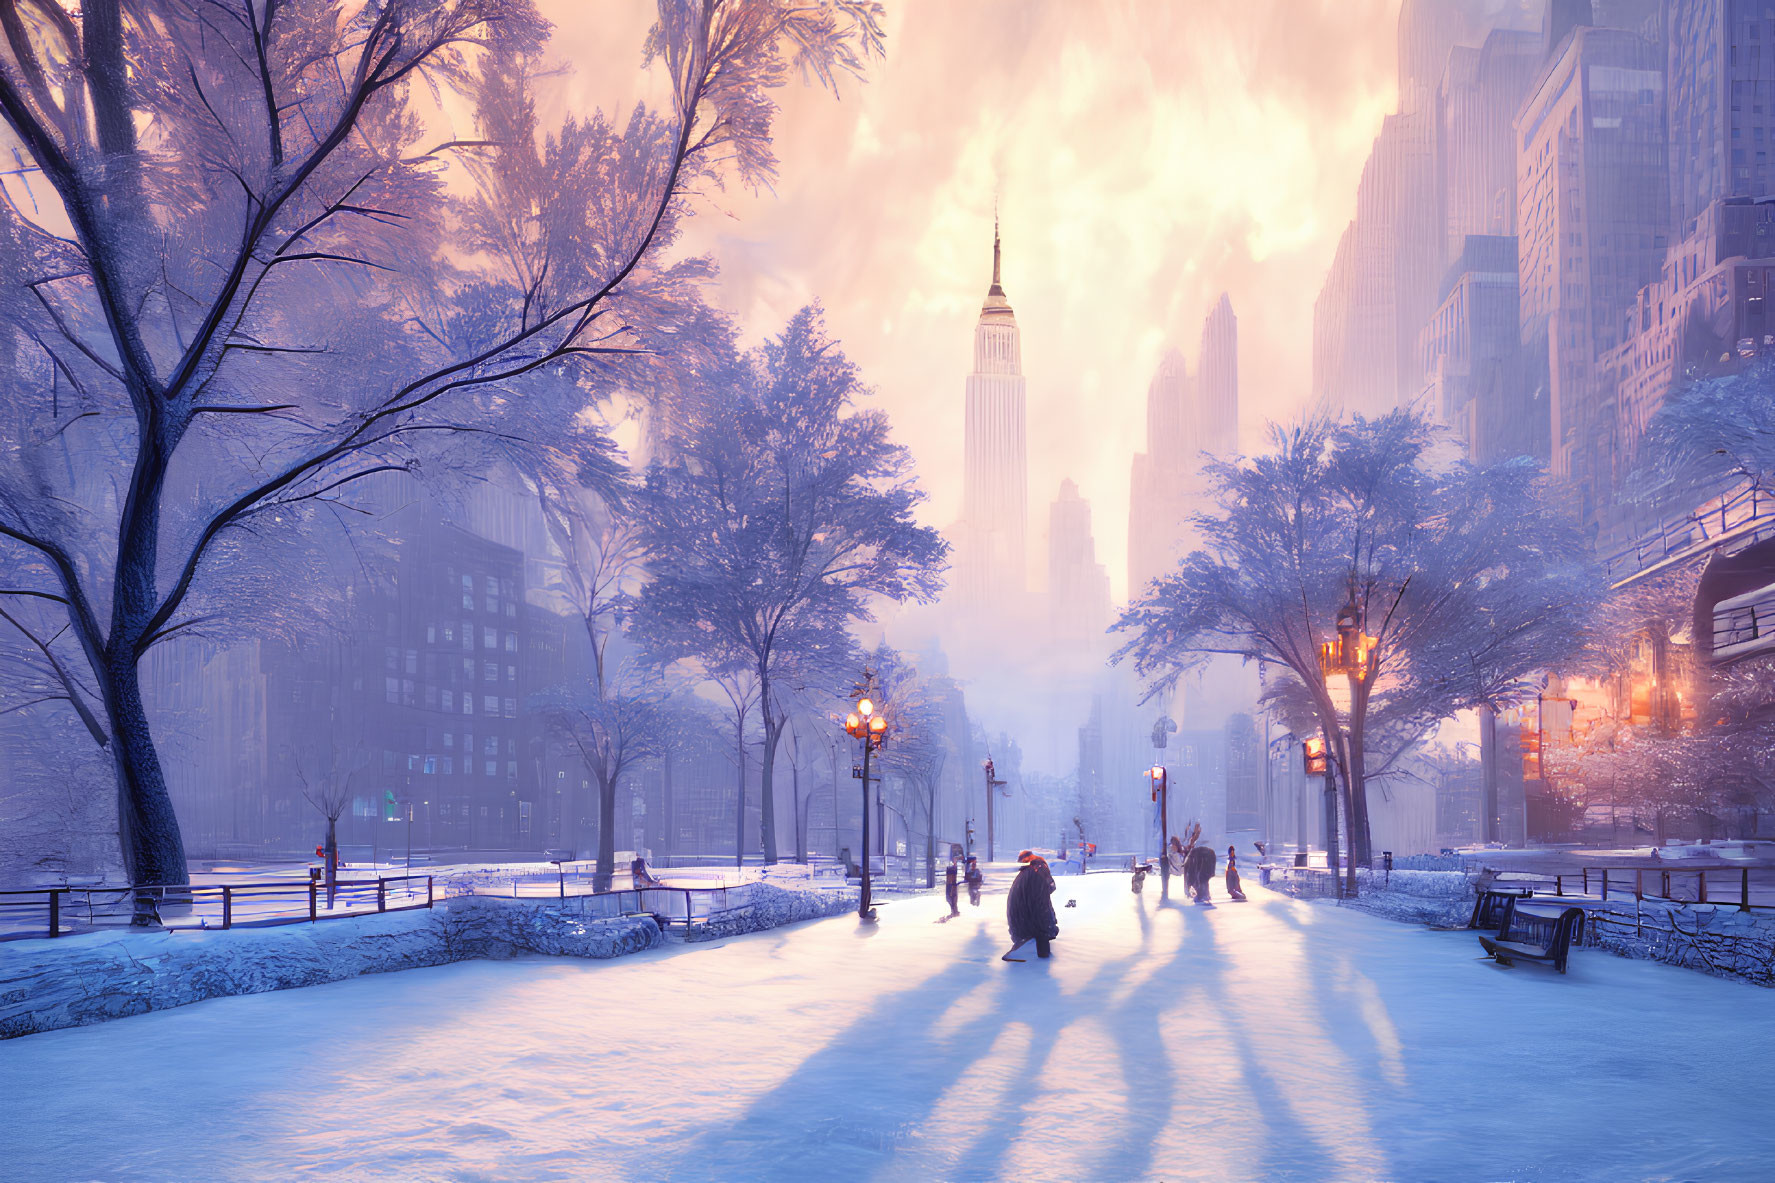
<box><xmin>4</xmin><ymin>872</ymin><xmax>1774</xmax><ymax>1182</ymax></box>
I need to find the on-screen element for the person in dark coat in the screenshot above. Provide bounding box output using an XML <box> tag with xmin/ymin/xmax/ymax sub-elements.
<box><xmin>1224</xmin><ymin>846</ymin><xmax>1247</xmax><ymax>901</ymax></box>
<box><xmin>944</xmin><ymin>847</ymin><xmax>962</xmax><ymax>918</ymax></box>
<box><xmin>1183</xmin><ymin>844</ymin><xmax>1216</xmax><ymax>902</ymax></box>
<box><xmin>1006</xmin><ymin>854</ymin><xmax>1059</xmax><ymax>958</ymax></box>
<box><xmin>964</xmin><ymin>855</ymin><xmax>984</xmax><ymax>905</ymax></box>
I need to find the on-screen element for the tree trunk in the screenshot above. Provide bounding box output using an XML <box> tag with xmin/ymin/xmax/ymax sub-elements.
<box><xmin>1346</xmin><ymin>724</ymin><xmax>1373</xmax><ymax>870</ymax></box>
<box><xmin>325</xmin><ymin>815</ymin><xmax>338</xmax><ymax>909</ymax></box>
<box><xmin>660</xmin><ymin>751</ymin><xmax>675</xmax><ymax>861</ymax></box>
<box><xmin>925</xmin><ymin>779</ymin><xmax>936</xmax><ymax>889</ymax></box>
<box><xmin>1340</xmin><ymin>738</ymin><xmax>1360</xmax><ymax>896</ymax></box>
<box><xmin>594</xmin><ymin>769</ymin><xmax>616</xmax><ymax>893</ymax></box>
<box><xmin>103</xmin><ymin>652</ymin><xmax>189</xmax><ymax>891</ymax></box>
<box><xmin>734</xmin><ymin>717</ymin><xmax>747</xmax><ymax>870</ymax></box>
<box><xmin>791</xmin><ymin>756</ymin><xmax>805</xmax><ymax>864</ymax></box>
<box><xmin>1480</xmin><ymin>706</ymin><xmax>1500</xmax><ymax>844</ymax></box>
<box><xmin>758</xmin><ymin>688</ymin><xmax>781</xmax><ymax>865</ymax></box>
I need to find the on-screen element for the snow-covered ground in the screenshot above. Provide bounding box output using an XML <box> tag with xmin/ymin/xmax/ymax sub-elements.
<box><xmin>4</xmin><ymin>872</ymin><xmax>1773</xmax><ymax>1182</ymax></box>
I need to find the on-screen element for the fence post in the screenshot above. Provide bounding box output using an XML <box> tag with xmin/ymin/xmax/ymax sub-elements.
<box><xmin>309</xmin><ymin>880</ymin><xmax>317</xmax><ymax>923</ymax></box>
<box><xmin>1744</xmin><ymin>868</ymin><xmax>1752</xmax><ymax>913</ymax></box>
<box><xmin>1699</xmin><ymin>870</ymin><xmax>1708</xmax><ymax>905</ymax></box>
<box><xmin>377</xmin><ymin>878</ymin><xmax>387</xmax><ymax>913</ymax></box>
<box><xmin>1582</xmin><ymin>868</ymin><xmax>1589</xmax><ymax>895</ymax></box>
<box><xmin>222</xmin><ymin>886</ymin><xmax>232</xmax><ymax>930</ymax></box>
<box><xmin>1601</xmin><ymin>870</ymin><xmax>1609</xmax><ymax>901</ymax></box>
<box><xmin>427</xmin><ymin>876</ymin><xmax>434</xmax><ymax>910</ymax></box>
<box><xmin>1662</xmin><ymin>870</ymin><xmax>1670</xmax><ymax>899</ymax></box>
<box><xmin>1555</xmin><ymin>874</ymin><xmax>1563</xmax><ymax>897</ymax></box>
<box><xmin>1635</xmin><ymin>869</ymin><xmax>1643</xmax><ymax>900</ymax></box>
<box><xmin>48</xmin><ymin>889</ymin><xmax>59</xmax><ymax>938</ymax></box>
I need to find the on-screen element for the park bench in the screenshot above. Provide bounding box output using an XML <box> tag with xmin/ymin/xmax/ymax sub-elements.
<box><xmin>1467</xmin><ymin>884</ymin><xmax>1533</xmax><ymax>930</ymax></box>
<box><xmin>1477</xmin><ymin>900</ymin><xmax>1586</xmax><ymax>974</ymax></box>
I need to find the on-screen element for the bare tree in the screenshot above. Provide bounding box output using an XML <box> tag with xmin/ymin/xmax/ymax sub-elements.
<box><xmin>0</xmin><ymin>0</ymin><xmax>884</xmax><ymax>889</ymax></box>
<box><xmin>295</xmin><ymin>742</ymin><xmax>369</xmax><ymax>909</ymax></box>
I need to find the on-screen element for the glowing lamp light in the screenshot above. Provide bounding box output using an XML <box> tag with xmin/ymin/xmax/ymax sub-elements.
<box><xmin>844</xmin><ymin>712</ymin><xmax>861</xmax><ymax>733</ymax></box>
<box><xmin>1149</xmin><ymin>765</ymin><xmax>1164</xmax><ymax>779</ymax></box>
<box><xmin>857</xmin><ymin>698</ymin><xmax>874</xmax><ymax>718</ymax></box>
<box><xmin>1303</xmin><ymin>736</ymin><xmax>1329</xmax><ymax>776</ymax></box>
<box><xmin>869</xmin><ymin>714</ymin><xmax>887</xmax><ymax>734</ymax></box>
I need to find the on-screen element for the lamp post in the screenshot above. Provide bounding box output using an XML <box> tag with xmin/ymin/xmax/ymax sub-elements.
<box><xmin>1317</xmin><ymin>582</ymin><xmax>1376</xmax><ymax>897</ymax></box>
<box><xmin>1149</xmin><ymin>764</ymin><xmax>1169</xmax><ymax>894</ymax></box>
<box><xmin>982</xmin><ymin>757</ymin><xmax>1007</xmax><ymax>863</ymax></box>
<box><xmin>843</xmin><ymin>691</ymin><xmax>888</xmax><ymax>921</ymax></box>
<box><xmin>1302</xmin><ymin>736</ymin><xmax>1338</xmax><ymax>896</ymax></box>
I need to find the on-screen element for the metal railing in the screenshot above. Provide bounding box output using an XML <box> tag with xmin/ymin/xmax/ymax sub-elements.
<box><xmin>0</xmin><ymin>875</ymin><xmax>434</xmax><ymax>940</ymax></box>
<box><xmin>1603</xmin><ymin>481</ymin><xmax>1775</xmax><ymax>588</ymax></box>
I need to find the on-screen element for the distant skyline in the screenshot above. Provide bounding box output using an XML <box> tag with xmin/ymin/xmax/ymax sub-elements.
<box><xmin>542</xmin><ymin>0</ymin><xmax>1406</xmax><ymax>602</ymax></box>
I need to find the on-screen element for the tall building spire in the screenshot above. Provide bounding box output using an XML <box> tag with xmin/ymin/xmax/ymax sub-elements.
<box><xmin>990</xmin><ymin>214</ymin><xmax>1005</xmax><ymax>296</ymax></box>
<box><xmin>981</xmin><ymin>215</ymin><xmax>1013</xmax><ymax>319</ymax></box>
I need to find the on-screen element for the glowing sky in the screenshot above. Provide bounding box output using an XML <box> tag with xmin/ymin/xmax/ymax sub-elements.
<box><xmin>543</xmin><ymin>0</ymin><xmax>1406</xmax><ymax>603</ymax></box>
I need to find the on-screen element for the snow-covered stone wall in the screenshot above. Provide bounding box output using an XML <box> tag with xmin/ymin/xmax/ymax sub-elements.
<box><xmin>686</xmin><ymin>880</ymin><xmax>861</xmax><ymax>940</ymax></box>
<box><xmin>3</xmin><ymin>880</ymin><xmax>862</xmax><ymax>1040</ymax></box>
<box><xmin>1585</xmin><ymin>899</ymin><xmax>1775</xmax><ymax>986</ymax></box>
<box><xmin>1260</xmin><ymin>865</ymin><xmax>1478</xmax><ymax>927</ymax></box>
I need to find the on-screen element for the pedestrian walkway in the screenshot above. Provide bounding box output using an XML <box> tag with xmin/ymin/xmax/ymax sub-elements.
<box><xmin>4</xmin><ymin>873</ymin><xmax>1772</xmax><ymax>1181</ymax></box>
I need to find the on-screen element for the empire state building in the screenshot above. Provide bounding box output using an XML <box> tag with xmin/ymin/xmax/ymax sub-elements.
<box><xmin>959</xmin><ymin>224</ymin><xmax>1028</xmax><ymax>609</ymax></box>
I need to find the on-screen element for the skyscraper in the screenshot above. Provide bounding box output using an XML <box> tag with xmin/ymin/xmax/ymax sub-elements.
<box><xmin>1127</xmin><ymin>298</ymin><xmax>1239</xmax><ymax>599</ymax></box>
<box><xmin>1667</xmin><ymin>0</ymin><xmax>1775</xmax><ymax>235</ymax></box>
<box><xmin>1438</xmin><ymin>28</ymin><xmax>1543</xmax><ymax>259</ymax></box>
<box><xmin>1047</xmin><ymin>479</ymin><xmax>1112</xmax><ymax>649</ymax></box>
<box><xmin>1515</xmin><ymin>20</ymin><xmax>1668</xmax><ymax>510</ymax></box>
<box><xmin>1311</xmin><ymin>110</ymin><xmax>1441</xmax><ymax>417</ymax></box>
<box><xmin>959</xmin><ymin>223</ymin><xmax>1028</xmax><ymax>609</ymax></box>
<box><xmin>1197</xmin><ymin>293</ymin><xmax>1239</xmax><ymax>457</ymax></box>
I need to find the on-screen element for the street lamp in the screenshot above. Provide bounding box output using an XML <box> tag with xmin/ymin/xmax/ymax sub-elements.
<box><xmin>982</xmin><ymin>757</ymin><xmax>1007</xmax><ymax>863</ymax></box>
<box><xmin>843</xmin><ymin>685</ymin><xmax>888</xmax><ymax>921</ymax></box>
<box><xmin>1314</xmin><ymin>582</ymin><xmax>1375</xmax><ymax>898</ymax></box>
<box><xmin>1148</xmin><ymin>764</ymin><xmax>1170</xmax><ymax>894</ymax></box>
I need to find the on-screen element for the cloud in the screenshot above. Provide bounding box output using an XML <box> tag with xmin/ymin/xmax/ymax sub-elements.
<box><xmin>538</xmin><ymin>0</ymin><xmax>1403</xmax><ymax>602</ymax></box>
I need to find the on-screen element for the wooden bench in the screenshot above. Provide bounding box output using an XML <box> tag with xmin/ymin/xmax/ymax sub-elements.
<box><xmin>1467</xmin><ymin>885</ymin><xmax>1533</xmax><ymax>930</ymax></box>
<box><xmin>1477</xmin><ymin>901</ymin><xmax>1586</xmax><ymax>974</ymax></box>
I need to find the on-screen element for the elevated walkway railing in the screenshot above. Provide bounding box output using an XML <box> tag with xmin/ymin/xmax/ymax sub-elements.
<box><xmin>1604</xmin><ymin>482</ymin><xmax>1775</xmax><ymax>588</ymax></box>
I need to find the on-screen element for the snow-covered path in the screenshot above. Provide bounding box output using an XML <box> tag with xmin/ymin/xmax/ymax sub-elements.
<box><xmin>4</xmin><ymin>872</ymin><xmax>1773</xmax><ymax>1182</ymax></box>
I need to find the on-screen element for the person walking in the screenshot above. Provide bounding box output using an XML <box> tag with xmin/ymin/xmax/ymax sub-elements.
<box><xmin>1224</xmin><ymin>846</ymin><xmax>1247</xmax><ymax>902</ymax></box>
<box><xmin>943</xmin><ymin>846</ymin><xmax>962</xmax><ymax>918</ymax></box>
<box><xmin>1004</xmin><ymin>854</ymin><xmax>1059</xmax><ymax>960</ymax></box>
<box><xmin>964</xmin><ymin>855</ymin><xmax>984</xmax><ymax>906</ymax></box>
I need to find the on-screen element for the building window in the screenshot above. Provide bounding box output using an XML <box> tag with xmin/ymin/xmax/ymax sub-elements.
<box><xmin>483</xmin><ymin>628</ymin><xmax>496</xmax><ymax>649</ymax></box>
<box><xmin>505</xmin><ymin>634</ymin><xmax>517</xmax><ymax>653</ymax></box>
<box><xmin>504</xmin><ymin>698</ymin><xmax>517</xmax><ymax>718</ymax></box>
<box><xmin>506</xmin><ymin>665</ymin><xmax>516</xmax><ymax>682</ymax></box>
<box><xmin>462</xmin><ymin>622</ymin><xmax>474</xmax><ymax>650</ymax></box>
<box><xmin>443</xmin><ymin>756</ymin><xmax>454</xmax><ymax>775</ymax></box>
<box><xmin>423</xmin><ymin>756</ymin><xmax>436</xmax><ymax>775</ymax></box>
<box><xmin>385</xmin><ymin>676</ymin><xmax>399</xmax><ymax>704</ymax></box>
<box><xmin>484</xmin><ymin>661</ymin><xmax>499</xmax><ymax>682</ymax></box>
<box><xmin>442</xmin><ymin>689</ymin><xmax>454</xmax><ymax>711</ymax></box>
<box><xmin>485</xmin><ymin>761</ymin><xmax>497</xmax><ymax>777</ymax></box>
